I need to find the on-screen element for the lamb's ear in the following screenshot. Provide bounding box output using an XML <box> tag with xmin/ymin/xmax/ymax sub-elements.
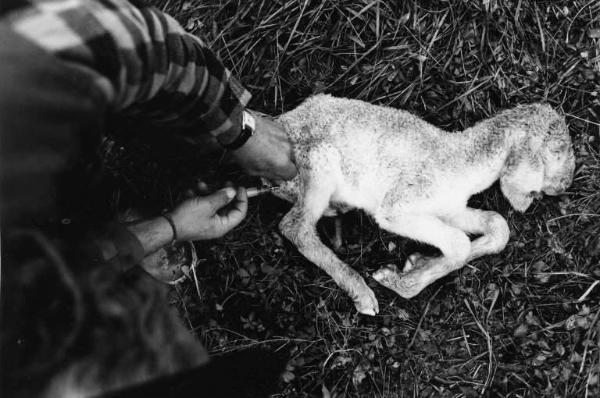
<box><xmin>499</xmin><ymin>152</ymin><xmax>544</xmax><ymax>212</ymax></box>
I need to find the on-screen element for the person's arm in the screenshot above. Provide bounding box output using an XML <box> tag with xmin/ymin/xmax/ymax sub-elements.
<box><xmin>230</xmin><ymin>112</ymin><xmax>297</xmax><ymax>183</ymax></box>
<box><xmin>7</xmin><ymin>0</ymin><xmax>247</xmax><ymax>145</ymax></box>
<box><xmin>125</xmin><ymin>217</ymin><xmax>174</xmax><ymax>257</ymax></box>
<box><xmin>90</xmin><ymin>186</ymin><xmax>248</xmax><ymax>273</ymax></box>
<box><xmin>127</xmin><ymin>186</ymin><xmax>248</xmax><ymax>255</ymax></box>
<box><xmin>4</xmin><ymin>0</ymin><xmax>295</xmax><ymax>181</ymax></box>
<box><xmin>1</xmin><ymin>0</ymin><xmax>294</xmax><ymax>269</ymax></box>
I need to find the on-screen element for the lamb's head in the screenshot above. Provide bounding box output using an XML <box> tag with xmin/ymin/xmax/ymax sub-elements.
<box><xmin>499</xmin><ymin>104</ymin><xmax>575</xmax><ymax>212</ymax></box>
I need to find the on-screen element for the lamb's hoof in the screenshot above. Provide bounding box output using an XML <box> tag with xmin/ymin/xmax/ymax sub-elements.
<box><xmin>331</xmin><ymin>235</ymin><xmax>343</xmax><ymax>251</ymax></box>
<box><xmin>353</xmin><ymin>283</ymin><xmax>379</xmax><ymax>316</ymax></box>
<box><xmin>373</xmin><ymin>263</ymin><xmax>399</xmax><ymax>280</ymax></box>
<box><xmin>373</xmin><ymin>264</ymin><xmax>422</xmax><ymax>300</ymax></box>
<box><xmin>328</xmin><ymin>218</ymin><xmax>343</xmax><ymax>251</ymax></box>
<box><xmin>373</xmin><ymin>263</ymin><xmax>400</xmax><ymax>289</ymax></box>
<box><xmin>393</xmin><ymin>275</ymin><xmax>422</xmax><ymax>299</ymax></box>
<box><xmin>403</xmin><ymin>253</ymin><xmax>426</xmax><ymax>272</ymax></box>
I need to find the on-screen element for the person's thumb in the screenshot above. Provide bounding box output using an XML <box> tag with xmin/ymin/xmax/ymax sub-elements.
<box><xmin>207</xmin><ymin>187</ymin><xmax>236</xmax><ymax>211</ymax></box>
<box><xmin>278</xmin><ymin>162</ymin><xmax>297</xmax><ymax>181</ymax></box>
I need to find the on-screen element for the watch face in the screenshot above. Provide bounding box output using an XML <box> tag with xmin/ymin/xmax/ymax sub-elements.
<box><xmin>242</xmin><ymin>111</ymin><xmax>256</xmax><ymax>132</ymax></box>
<box><xmin>225</xmin><ymin>112</ymin><xmax>255</xmax><ymax>150</ymax></box>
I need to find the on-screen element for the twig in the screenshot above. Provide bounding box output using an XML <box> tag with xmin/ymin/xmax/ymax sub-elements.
<box><xmin>564</xmin><ymin>113</ymin><xmax>600</xmax><ymax>128</ymax></box>
<box><xmin>270</xmin><ymin>0</ymin><xmax>310</xmax><ymax>87</ymax></box>
<box><xmin>325</xmin><ymin>35</ymin><xmax>386</xmax><ymax>89</ymax></box>
<box><xmin>462</xmin><ymin>327</ymin><xmax>473</xmax><ymax>357</ymax></box>
<box><xmin>547</xmin><ymin>213</ymin><xmax>600</xmax><ymax>222</ymax></box>
<box><xmin>464</xmin><ymin>298</ymin><xmax>494</xmax><ymax>393</ymax></box>
<box><xmin>577</xmin><ymin>280</ymin><xmax>600</xmax><ymax>302</ymax></box>
<box><xmin>189</xmin><ymin>242</ymin><xmax>202</xmax><ymax>300</ymax></box>
<box><xmin>407</xmin><ymin>286</ymin><xmax>442</xmax><ymax>350</ymax></box>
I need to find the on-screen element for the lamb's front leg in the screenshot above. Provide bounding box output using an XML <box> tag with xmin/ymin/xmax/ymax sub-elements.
<box><xmin>443</xmin><ymin>208</ymin><xmax>510</xmax><ymax>261</ymax></box>
<box><xmin>373</xmin><ymin>214</ymin><xmax>471</xmax><ymax>299</ymax></box>
<box><xmin>280</xmin><ymin>205</ymin><xmax>379</xmax><ymax>316</ymax></box>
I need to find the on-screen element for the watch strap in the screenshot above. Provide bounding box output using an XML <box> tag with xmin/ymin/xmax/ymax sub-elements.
<box><xmin>223</xmin><ymin>111</ymin><xmax>255</xmax><ymax>151</ymax></box>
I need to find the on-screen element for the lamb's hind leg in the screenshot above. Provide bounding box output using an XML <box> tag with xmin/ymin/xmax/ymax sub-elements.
<box><xmin>372</xmin><ymin>214</ymin><xmax>471</xmax><ymax>299</ymax></box>
<box><xmin>443</xmin><ymin>208</ymin><xmax>510</xmax><ymax>261</ymax></box>
<box><xmin>279</xmin><ymin>179</ymin><xmax>378</xmax><ymax>315</ymax></box>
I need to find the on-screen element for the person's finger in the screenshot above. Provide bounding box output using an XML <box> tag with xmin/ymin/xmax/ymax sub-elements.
<box><xmin>259</xmin><ymin>161</ymin><xmax>296</xmax><ymax>182</ymax></box>
<box><xmin>236</xmin><ymin>186</ymin><xmax>248</xmax><ymax>207</ymax></box>
<box><xmin>278</xmin><ymin>162</ymin><xmax>297</xmax><ymax>180</ymax></box>
<box><xmin>229</xmin><ymin>187</ymin><xmax>248</xmax><ymax>221</ymax></box>
<box><xmin>214</xmin><ymin>187</ymin><xmax>248</xmax><ymax>232</ymax></box>
<box><xmin>271</xmin><ymin>177</ymin><xmax>285</xmax><ymax>186</ymax></box>
<box><xmin>206</xmin><ymin>187</ymin><xmax>236</xmax><ymax>212</ymax></box>
<box><xmin>185</xmin><ymin>180</ymin><xmax>210</xmax><ymax>198</ymax></box>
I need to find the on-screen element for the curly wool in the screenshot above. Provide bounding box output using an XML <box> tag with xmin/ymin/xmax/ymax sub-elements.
<box><xmin>273</xmin><ymin>94</ymin><xmax>575</xmax><ymax>314</ymax></box>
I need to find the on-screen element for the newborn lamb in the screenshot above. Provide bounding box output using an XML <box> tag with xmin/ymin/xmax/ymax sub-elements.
<box><xmin>273</xmin><ymin>94</ymin><xmax>575</xmax><ymax>315</ymax></box>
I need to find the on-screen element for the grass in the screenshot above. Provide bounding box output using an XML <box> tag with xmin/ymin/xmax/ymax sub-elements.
<box><xmin>102</xmin><ymin>0</ymin><xmax>600</xmax><ymax>396</ymax></box>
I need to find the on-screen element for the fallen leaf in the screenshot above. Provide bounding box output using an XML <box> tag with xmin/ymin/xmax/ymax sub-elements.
<box><xmin>237</xmin><ymin>268</ymin><xmax>250</xmax><ymax>278</ymax></box>
<box><xmin>352</xmin><ymin>365</ymin><xmax>368</xmax><ymax>386</ymax></box>
<box><xmin>396</xmin><ymin>308</ymin><xmax>410</xmax><ymax>320</ymax></box>
<box><xmin>569</xmin><ymin>351</ymin><xmax>583</xmax><ymax>363</ymax></box>
<box><xmin>514</xmin><ymin>323</ymin><xmax>529</xmax><ymax>337</ymax></box>
<box><xmin>387</xmin><ymin>241</ymin><xmax>397</xmax><ymax>252</ymax></box>
<box><xmin>532</xmin><ymin>261</ymin><xmax>550</xmax><ymax>283</ymax></box>
<box><xmin>588</xmin><ymin>28</ymin><xmax>600</xmax><ymax>38</ymax></box>
<box><xmin>526</xmin><ymin>311</ymin><xmax>541</xmax><ymax>326</ymax></box>
<box><xmin>282</xmin><ymin>370</ymin><xmax>295</xmax><ymax>383</ymax></box>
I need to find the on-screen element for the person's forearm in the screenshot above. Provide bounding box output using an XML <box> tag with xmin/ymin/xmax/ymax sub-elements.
<box><xmin>84</xmin><ymin>218</ymin><xmax>172</xmax><ymax>270</ymax></box>
<box><xmin>125</xmin><ymin>217</ymin><xmax>174</xmax><ymax>256</ymax></box>
<box><xmin>6</xmin><ymin>0</ymin><xmax>251</xmax><ymax>145</ymax></box>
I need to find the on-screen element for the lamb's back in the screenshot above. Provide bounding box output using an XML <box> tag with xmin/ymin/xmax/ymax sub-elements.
<box><xmin>276</xmin><ymin>95</ymin><xmax>448</xmax><ymax>210</ymax></box>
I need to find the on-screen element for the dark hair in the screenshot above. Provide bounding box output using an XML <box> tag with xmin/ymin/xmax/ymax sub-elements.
<box><xmin>1</xmin><ymin>230</ymin><xmax>287</xmax><ymax>397</ymax></box>
<box><xmin>1</xmin><ymin>230</ymin><xmax>207</xmax><ymax>397</ymax></box>
<box><xmin>1</xmin><ymin>0</ymin><xmax>30</xmax><ymax>15</ymax></box>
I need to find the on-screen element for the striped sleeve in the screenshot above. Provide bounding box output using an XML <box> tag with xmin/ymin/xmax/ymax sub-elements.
<box><xmin>7</xmin><ymin>0</ymin><xmax>251</xmax><ymax>145</ymax></box>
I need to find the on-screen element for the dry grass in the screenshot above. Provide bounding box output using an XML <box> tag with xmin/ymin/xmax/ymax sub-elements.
<box><xmin>103</xmin><ymin>0</ymin><xmax>600</xmax><ymax>396</ymax></box>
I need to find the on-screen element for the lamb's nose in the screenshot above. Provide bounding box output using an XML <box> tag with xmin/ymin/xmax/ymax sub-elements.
<box><xmin>552</xmin><ymin>184</ymin><xmax>570</xmax><ymax>195</ymax></box>
<box><xmin>531</xmin><ymin>191</ymin><xmax>544</xmax><ymax>200</ymax></box>
<box><xmin>553</xmin><ymin>178</ymin><xmax>572</xmax><ymax>195</ymax></box>
<box><xmin>542</xmin><ymin>186</ymin><xmax>561</xmax><ymax>196</ymax></box>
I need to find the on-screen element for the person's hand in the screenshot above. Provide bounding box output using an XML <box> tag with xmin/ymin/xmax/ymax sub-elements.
<box><xmin>167</xmin><ymin>187</ymin><xmax>248</xmax><ymax>241</ymax></box>
<box><xmin>231</xmin><ymin>112</ymin><xmax>297</xmax><ymax>183</ymax></box>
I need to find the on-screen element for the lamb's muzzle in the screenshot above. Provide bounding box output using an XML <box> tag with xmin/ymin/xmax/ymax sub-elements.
<box><xmin>274</xmin><ymin>95</ymin><xmax>575</xmax><ymax>313</ymax></box>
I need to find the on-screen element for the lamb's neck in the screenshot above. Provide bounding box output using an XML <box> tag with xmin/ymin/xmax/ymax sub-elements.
<box><xmin>448</xmin><ymin>116</ymin><xmax>519</xmax><ymax>194</ymax></box>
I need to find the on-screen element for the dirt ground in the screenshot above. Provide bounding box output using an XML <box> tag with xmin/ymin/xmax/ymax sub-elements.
<box><xmin>102</xmin><ymin>1</ymin><xmax>600</xmax><ymax>396</ymax></box>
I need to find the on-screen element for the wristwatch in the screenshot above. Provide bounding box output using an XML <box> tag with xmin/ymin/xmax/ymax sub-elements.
<box><xmin>224</xmin><ymin>110</ymin><xmax>255</xmax><ymax>151</ymax></box>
